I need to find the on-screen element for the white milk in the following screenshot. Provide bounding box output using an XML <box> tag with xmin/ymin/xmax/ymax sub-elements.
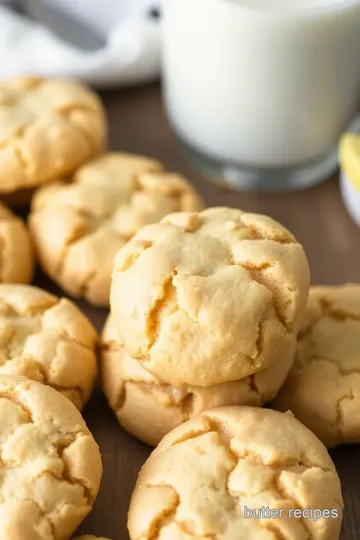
<box><xmin>162</xmin><ymin>0</ymin><xmax>360</xmax><ymax>168</ymax></box>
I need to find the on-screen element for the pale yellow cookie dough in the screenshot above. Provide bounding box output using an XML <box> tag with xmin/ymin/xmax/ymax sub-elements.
<box><xmin>0</xmin><ymin>375</ymin><xmax>103</xmax><ymax>540</ymax></box>
<box><xmin>101</xmin><ymin>315</ymin><xmax>294</xmax><ymax>446</ymax></box>
<box><xmin>29</xmin><ymin>153</ymin><xmax>204</xmax><ymax>307</ymax></box>
<box><xmin>128</xmin><ymin>407</ymin><xmax>343</xmax><ymax>540</ymax></box>
<box><xmin>0</xmin><ymin>284</ymin><xmax>97</xmax><ymax>410</ymax></box>
<box><xmin>0</xmin><ymin>201</ymin><xmax>34</xmax><ymax>283</ymax></box>
<box><xmin>111</xmin><ymin>207</ymin><xmax>310</xmax><ymax>386</ymax></box>
<box><xmin>274</xmin><ymin>284</ymin><xmax>360</xmax><ymax>448</ymax></box>
<box><xmin>0</xmin><ymin>76</ymin><xmax>106</xmax><ymax>195</ymax></box>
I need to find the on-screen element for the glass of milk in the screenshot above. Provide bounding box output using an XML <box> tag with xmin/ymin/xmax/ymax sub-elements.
<box><xmin>162</xmin><ymin>0</ymin><xmax>360</xmax><ymax>191</ymax></box>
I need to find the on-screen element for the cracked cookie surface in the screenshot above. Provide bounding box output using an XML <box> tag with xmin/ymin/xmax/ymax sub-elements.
<box><xmin>0</xmin><ymin>76</ymin><xmax>106</xmax><ymax>194</ymax></box>
<box><xmin>274</xmin><ymin>284</ymin><xmax>360</xmax><ymax>448</ymax></box>
<box><xmin>128</xmin><ymin>406</ymin><xmax>343</xmax><ymax>540</ymax></box>
<box><xmin>0</xmin><ymin>375</ymin><xmax>103</xmax><ymax>540</ymax></box>
<box><xmin>29</xmin><ymin>153</ymin><xmax>203</xmax><ymax>307</ymax></box>
<box><xmin>0</xmin><ymin>201</ymin><xmax>34</xmax><ymax>283</ymax></box>
<box><xmin>101</xmin><ymin>315</ymin><xmax>294</xmax><ymax>446</ymax></box>
<box><xmin>110</xmin><ymin>207</ymin><xmax>310</xmax><ymax>386</ymax></box>
<box><xmin>0</xmin><ymin>284</ymin><xmax>97</xmax><ymax>410</ymax></box>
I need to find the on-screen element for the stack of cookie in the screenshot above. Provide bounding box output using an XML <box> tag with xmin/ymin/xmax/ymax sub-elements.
<box><xmin>104</xmin><ymin>207</ymin><xmax>311</xmax><ymax>446</ymax></box>
<box><xmin>0</xmin><ymin>74</ymin><xmax>351</xmax><ymax>539</ymax></box>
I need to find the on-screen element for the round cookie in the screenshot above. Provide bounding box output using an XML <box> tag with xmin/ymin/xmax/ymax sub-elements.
<box><xmin>110</xmin><ymin>207</ymin><xmax>310</xmax><ymax>386</ymax></box>
<box><xmin>29</xmin><ymin>153</ymin><xmax>204</xmax><ymax>306</ymax></box>
<box><xmin>274</xmin><ymin>284</ymin><xmax>360</xmax><ymax>448</ymax></box>
<box><xmin>101</xmin><ymin>315</ymin><xmax>294</xmax><ymax>446</ymax></box>
<box><xmin>0</xmin><ymin>76</ymin><xmax>106</xmax><ymax>197</ymax></box>
<box><xmin>0</xmin><ymin>375</ymin><xmax>102</xmax><ymax>540</ymax></box>
<box><xmin>128</xmin><ymin>407</ymin><xmax>343</xmax><ymax>540</ymax></box>
<box><xmin>0</xmin><ymin>201</ymin><xmax>34</xmax><ymax>283</ymax></box>
<box><xmin>0</xmin><ymin>284</ymin><xmax>97</xmax><ymax>410</ymax></box>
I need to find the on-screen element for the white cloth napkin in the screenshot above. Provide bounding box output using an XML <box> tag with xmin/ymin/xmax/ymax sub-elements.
<box><xmin>0</xmin><ymin>0</ymin><xmax>162</xmax><ymax>87</ymax></box>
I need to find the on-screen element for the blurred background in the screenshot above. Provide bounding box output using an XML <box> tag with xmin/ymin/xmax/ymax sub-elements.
<box><xmin>0</xmin><ymin>0</ymin><xmax>162</xmax><ymax>85</ymax></box>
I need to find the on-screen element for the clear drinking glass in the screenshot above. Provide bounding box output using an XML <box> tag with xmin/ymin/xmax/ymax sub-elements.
<box><xmin>162</xmin><ymin>0</ymin><xmax>360</xmax><ymax>191</ymax></box>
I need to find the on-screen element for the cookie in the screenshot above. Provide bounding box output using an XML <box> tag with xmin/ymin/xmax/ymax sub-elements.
<box><xmin>0</xmin><ymin>284</ymin><xmax>97</xmax><ymax>410</ymax></box>
<box><xmin>0</xmin><ymin>76</ymin><xmax>106</xmax><ymax>196</ymax></box>
<box><xmin>29</xmin><ymin>153</ymin><xmax>204</xmax><ymax>307</ymax></box>
<box><xmin>110</xmin><ymin>207</ymin><xmax>310</xmax><ymax>386</ymax></box>
<box><xmin>0</xmin><ymin>375</ymin><xmax>102</xmax><ymax>540</ymax></box>
<box><xmin>128</xmin><ymin>406</ymin><xmax>343</xmax><ymax>540</ymax></box>
<box><xmin>0</xmin><ymin>201</ymin><xmax>34</xmax><ymax>283</ymax></box>
<box><xmin>274</xmin><ymin>284</ymin><xmax>360</xmax><ymax>448</ymax></box>
<box><xmin>101</xmin><ymin>315</ymin><xmax>294</xmax><ymax>446</ymax></box>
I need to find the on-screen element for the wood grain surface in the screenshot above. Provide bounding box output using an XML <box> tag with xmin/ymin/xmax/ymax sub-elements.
<box><xmin>32</xmin><ymin>83</ymin><xmax>360</xmax><ymax>539</ymax></box>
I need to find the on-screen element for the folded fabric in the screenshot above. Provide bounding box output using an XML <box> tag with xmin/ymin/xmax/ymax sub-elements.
<box><xmin>0</xmin><ymin>0</ymin><xmax>161</xmax><ymax>87</ymax></box>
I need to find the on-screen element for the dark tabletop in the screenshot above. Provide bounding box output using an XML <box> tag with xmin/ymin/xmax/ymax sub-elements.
<box><xmin>34</xmin><ymin>83</ymin><xmax>360</xmax><ymax>540</ymax></box>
